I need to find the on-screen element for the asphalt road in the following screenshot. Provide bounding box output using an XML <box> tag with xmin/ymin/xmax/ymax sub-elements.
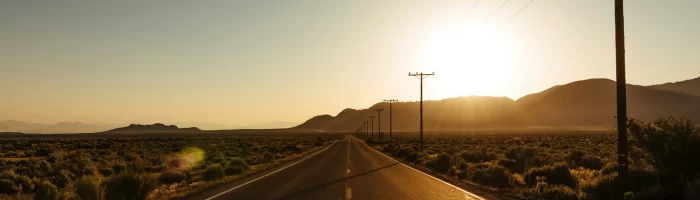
<box><xmin>188</xmin><ymin>135</ymin><xmax>484</xmax><ymax>200</ymax></box>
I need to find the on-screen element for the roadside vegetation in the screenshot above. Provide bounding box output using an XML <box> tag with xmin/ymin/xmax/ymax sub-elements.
<box><xmin>0</xmin><ymin>134</ymin><xmax>339</xmax><ymax>199</ymax></box>
<box><xmin>375</xmin><ymin>116</ymin><xmax>700</xmax><ymax>200</ymax></box>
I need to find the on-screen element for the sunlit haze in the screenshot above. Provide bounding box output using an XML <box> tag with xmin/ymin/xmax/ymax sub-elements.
<box><xmin>1</xmin><ymin>0</ymin><xmax>699</xmax><ymax>127</ymax></box>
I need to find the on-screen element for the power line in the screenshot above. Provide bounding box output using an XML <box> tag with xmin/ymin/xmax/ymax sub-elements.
<box><xmin>497</xmin><ymin>0</ymin><xmax>536</xmax><ymax>29</ymax></box>
<box><xmin>466</xmin><ymin>0</ymin><xmax>481</xmax><ymax>14</ymax></box>
<box><xmin>487</xmin><ymin>0</ymin><xmax>511</xmax><ymax>20</ymax></box>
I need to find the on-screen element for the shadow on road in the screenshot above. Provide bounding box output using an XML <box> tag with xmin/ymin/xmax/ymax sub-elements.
<box><xmin>277</xmin><ymin>162</ymin><xmax>400</xmax><ymax>199</ymax></box>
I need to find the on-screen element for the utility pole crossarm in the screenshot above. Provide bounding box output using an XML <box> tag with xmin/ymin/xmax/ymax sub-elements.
<box><xmin>409</xmin><ymin>72</ymin><xmax>435</xmax><ymax>79</ymax></box>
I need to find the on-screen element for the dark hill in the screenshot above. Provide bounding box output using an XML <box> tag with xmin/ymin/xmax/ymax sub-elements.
<box><xmin>649</xmin><ymin>77</ymin><xmax>700</xmax><ymax>96</ymax></box>
<box><xmin>295</xmin><ymin>78</ymin><xmax>700</xmax><ymax>132</ymax></box>
<box><xmin>295</xmin><ymin>96</ymin><xmax>526</xmax><ymax>131</ymax></box>
<box><xmin>104</xmin><ymin>123</ymin><xmax>201</xmax><ymax>133</ymax></box>
<box><xmin>293</xmin><ymin>115</ymin><xmax>335</xmax><ymax>130</ymax></box>
<box><xmin>517</xmin><ymin>78</ymin><xmax>700</xmax><ymax>126</ymax></box>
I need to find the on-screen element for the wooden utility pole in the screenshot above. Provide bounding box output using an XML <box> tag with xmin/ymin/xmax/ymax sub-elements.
<box><xmin>409</xmin><ymin>72</ymin><xmax>434</xmax><ymax>149</ymax></box>
<box><xmin>383</xmin><ymin>99</ymin><xmax>399</xmax><ymax>142</ymax></box>
<box><xmin>375</xmin><ymin>108</ymin><xmax>385</xmax><ymax>142</ymax></box>
<box><xmin>369</xmin><ymin>116</ymin><xmax>376</xmax><ymax>141</ymax></box>
<box><xmin>615</xmin><ymin>0</ymin><xmax>628</xmax><ymax>184</ymax></box>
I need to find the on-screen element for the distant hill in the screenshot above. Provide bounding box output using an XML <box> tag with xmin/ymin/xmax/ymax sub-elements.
<box><xmin>294</xmin><ymin>78</ymin><xmax>700</xmax><ymax>131</ymax></box>
<box><xmin>0</xmin><ymin>120</ymin><xmax>118</xmax><ymax>134</ymax></box>
<box><xmin>518</xmin><ymin>78</ymin><xmax>700</xmax><ymax>126</ymax></box>
<box><xmin>104</xmin><ymin>123</ymin><xmax>201</xmax><ymax>133</ymax></box>
<box><xmin>294</xmin><ymin>115</ymin><xmax>335</xmax><ymax>130</ymax></box>
<box><xmin>649</xmin><ymin>77</ymin><xmax>700</xmax><ymax>96</ymax></box>
<box><xmin>0</xmin><ymin>132</ymin><xmax>26</xmax><ymax>136</ymax></box>
<box><xmin>294</xmin><ymin>96</ymin><xmax>527</xmax><ymax>131</ymax></box>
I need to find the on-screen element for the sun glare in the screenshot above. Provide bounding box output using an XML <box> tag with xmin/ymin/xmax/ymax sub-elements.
<box><xmin>422</xmin><ymin>22</ymin><xmax>517</xmax><ymax>98</ymax></box>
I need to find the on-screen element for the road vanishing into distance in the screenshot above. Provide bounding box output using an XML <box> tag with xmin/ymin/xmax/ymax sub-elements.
<box><xmin>187</xmin><ymin>135</ymin><xmax>484</xmax><ymax>200</ymax></box>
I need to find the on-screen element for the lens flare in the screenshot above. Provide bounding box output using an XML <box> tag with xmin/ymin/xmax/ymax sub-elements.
<box><xmin>166</xmin><ymin>147</ymin><xmax>205</xmax><ymax>170</ymax></box>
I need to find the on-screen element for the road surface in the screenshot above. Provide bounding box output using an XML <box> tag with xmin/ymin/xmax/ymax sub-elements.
<box><xmin>188</xmin><ymin>135</ymin><xmax>484</xmax><ymax>200</ymax></box>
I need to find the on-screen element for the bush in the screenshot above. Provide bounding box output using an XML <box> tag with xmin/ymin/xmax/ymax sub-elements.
<box><xmin>111</xmin><ymin>163</ymin><xmax>126</xmax><ymax>174</ymax></box>
<box><xmin>0</xmin><ymin>179</ymin><xmax>21</xmax><ymax>194</ymax></box>
<box><xmin>524</xmin><ymin>183</ymin><xmax>581</xmax><ymax>200</ymax></box>
<box><xmin>581</xmin><ymin>167</ymin><xmax>656</xmax><ymax>199</ymax></box>
<box><xmin>456</xmin><ymin>159</ymin><xmax>468</xmax><ymax>170</ymax></box>
<box><xmin>496</xmin><ymin>158</ymin><xmax>518</xmax><ymax>173</ymax></box>
<box><xmin>1</xmin><ymin>171</ymin><xmax>34</xmax><ymax>194</ymax></box>
<box><xmin>204</xmin><ymin>166</ymin><xmax>226</xmax><ymax>181</ymax></box>
<box><xmin>57</xmin><ymin>188</ymin><xmax>78</xmax><ymax>200</ymax></box>
<box><xmin>626</xmin><ymin>167</ymin><xmax>659</xmax><ymax>192</ymax></box>
<box><xmin>211</xmin><ymin>156</ymin><xmax>224</xmax><ymax>164</ymax></box>
<box><xmin>36</xmin><ymin>148</ymin><xmax>53</xmax><ymax>157</ymax></box>
<box><xmin>224</xmin><ymin>157</ymin><xmax>248</xmax><ymax>175</ymax></box>
<box><xmin>460</xmin><ymin>148</ymin><xmax>498</xmax><ymax>163</ymax></box>
<box><xmin>467</xmin><ymin>163</ymin><xmax>513</xmax><ymax>188</ymax></box>
<box><xmin>524</xmin><ymin>163</ymin><xmax>577</xmax><ymax>188</ymax></box>
<box><xmin>405</xmin><ymin>151</ymin><xmax>425</xmax><ymax>163</ymax></box>
<box><xmin>580</xmin><ymin>155</ymin><xmax>604</xmax><ymax>170</ymax></box>
<box><xmin>685</xmin><ymin>176</ymin><xmax>700</xmax><ymax>200</ymax></box>
<box><xmin>626</xmin><ymin>186</ymin><xmax>664</xmax><ymax>200</ymax></box>
<box><xmin>166</xmin><ymin>157</ymin><xmax>189</xmax><ymax>170</ymax></box>
<box><xmin>52</xmin><ymin>169</ymin><xmax>74</xmax><ymax>188</ymax></box>
<box><xmin>567</xmin><ymin>150</ymin><xmax>605</xmax><ymax>170</ymax></box>
<box><xmin>600</xmin><ymin>162</ymin><xmax>617</xmax><ymax>175</ymax></box>
<box><xmin>98</xmin><ymin>168</ymin><xmax>114</xmax><ymax>177</ymax></box>
<box><xmin>82</xmin><ymin>165</ymin><xmax>102</xmax><ymax>178</ymax></box>
<box><xmin>158</xmin><ymin>170</ymin><xmax>186</xmax><ymax>184</ymax></box>
<box><xmin>432</xmin><ymin>153</ymin><xmax>453</xmax><ymax>173</ymax></box>
<box><xmin>225</xmin><ymin>166</ymin><xmax>245</xmax><ymax>176</ymax></box>
<box><xmin>103</xmin><ymin>172</ymin><xmax>157</xmax><ymax>200</ymax></box>
<box><xmin>381</xmin><ymin>143</ymin><xmax>397</xmax><ymax>153</ymax></box>
<box><xmin>505</xmin><ymin>147</ymin><xmax>539</xmax><ymax>173</ymax></box>
<box><xmin>579</xmin><ymin>172</ymin><xmax>619</xmax><ymax>199</ymax></box>
<box><xmin>18</xmin><ymin>176</ymin><xmax>34</xmax><ymax>193</ymax></box>
<box><xmin>627</xmin><ymin>116</ymin><xmax>700</xmax><ymax>199</ymax></box>
<box><xmin>35</xmin><ymin>180</ymin><xmax>60</xmax><ymax>200</ymax></box>
<box><xmin>393</xmin><ymin>146</ymin><xmax>415</xmax><ymax>158</ymax></box>
<box><xmin>226</xmin><ymin>157</ymin><xmax>248</xmax><ymax>169</ymax></box>
<box><xmin>76</xmin><ymin>176</ymin><xmax>105</xmax><ymax>200</ymax></box>
<box><xmin>261</xmin><ymin>152</ymin><xmax>276</xmax><ymax>163</ymax></box>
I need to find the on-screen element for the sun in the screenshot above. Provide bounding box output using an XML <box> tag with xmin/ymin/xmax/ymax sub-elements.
<box><xmin>422</xmin><ymin>22</ymin><xmax>517</xmax><ymax>98</ymax></box>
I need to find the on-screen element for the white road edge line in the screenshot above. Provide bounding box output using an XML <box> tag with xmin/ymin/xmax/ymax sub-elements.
<box><xmin>355</xmin><ymin>136</ymin><xmax>486</xmax><ymax>200</ymax></box>
<box><xmin>205</xmin><ymin>139</ymin><xmax>341</xmax><ymax>200</ymax></box>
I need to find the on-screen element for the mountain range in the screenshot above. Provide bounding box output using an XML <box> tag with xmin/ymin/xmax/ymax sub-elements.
<box><xmin>293</xmin><ymin>77</ymin><xmax>700</xmax><ymax>131</ymax></box>
<box><xmin>2</xmin><ymin>77</ymin><xmax>698</xmax><ymax>134</ymax></box>
<box><xmin>0</xmin><ymin>121</ymin><xmax>298</xmax><ymax>134</ymax></box>
<box><xmin>0</xmin><ymin>121</ymin><xmax>117</xmax><ymax>134</ymax></box>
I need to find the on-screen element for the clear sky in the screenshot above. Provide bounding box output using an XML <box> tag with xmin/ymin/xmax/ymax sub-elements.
<box><xmin>1</xmin><ymin>0</ymin><xmax>698</xmax><ymax>126</ymax></box>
